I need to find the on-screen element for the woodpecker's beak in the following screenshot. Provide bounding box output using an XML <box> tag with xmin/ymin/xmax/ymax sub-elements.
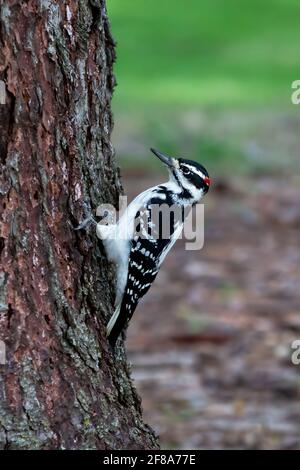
<box><xmin>150</xmin><ymin>148</ymin><xmax>177</xmax><ymax>168</ymax></box>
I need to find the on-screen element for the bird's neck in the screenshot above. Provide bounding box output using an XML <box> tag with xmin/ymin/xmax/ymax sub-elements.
<box><xmin>163</xmin><ymin>181</ymin><xmax>203</xmax><ymax>206</ymax></box>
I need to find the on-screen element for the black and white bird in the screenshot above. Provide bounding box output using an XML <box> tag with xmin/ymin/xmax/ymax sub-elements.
<box><xmin>96</xmin><ymin>148</ymin><xmax>210</xmax><ymax>346</ymax></box>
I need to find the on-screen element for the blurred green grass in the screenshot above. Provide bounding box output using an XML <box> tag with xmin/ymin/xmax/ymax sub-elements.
<box><xmin>108</xmin><ymin>0</ymin><xmax>300</xmax><ymax>175</ymax></box>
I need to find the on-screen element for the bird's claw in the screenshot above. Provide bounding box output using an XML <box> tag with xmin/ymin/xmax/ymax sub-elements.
<box><xmin>74</xmin><ymin>215</ymin><xmax>97</xmax><ymax>231</ymax></box>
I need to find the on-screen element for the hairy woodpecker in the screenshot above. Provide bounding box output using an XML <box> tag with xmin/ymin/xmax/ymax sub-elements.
<box><xmin>96</xmin><ymin>148</ymin><xmax>210</xmax><ymax>347</ymax></box>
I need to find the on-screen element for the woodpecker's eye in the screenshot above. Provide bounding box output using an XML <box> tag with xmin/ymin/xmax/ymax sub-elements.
<box><xmin>182</xmin><ymin>167</ymin><xmax>191</xmax><ymax>176</ymax></box>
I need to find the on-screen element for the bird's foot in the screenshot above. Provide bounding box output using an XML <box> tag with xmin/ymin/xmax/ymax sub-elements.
<box><xmin>74</xmin><ymin>215</ymin><xmax>97</xmax><ymax>231</ymax></box>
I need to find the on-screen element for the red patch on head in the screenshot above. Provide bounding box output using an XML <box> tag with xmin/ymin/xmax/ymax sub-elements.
<box><xmin>204</xmin><ymin>176</ymin><xmax>211</xmax><ymax>186</ymax></box>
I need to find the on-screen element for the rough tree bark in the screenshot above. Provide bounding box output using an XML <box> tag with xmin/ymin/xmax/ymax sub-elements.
<box><xmin>0</xmin><ymin>0</ymin><xmax>159</xmax><ymax>449</ymax></box>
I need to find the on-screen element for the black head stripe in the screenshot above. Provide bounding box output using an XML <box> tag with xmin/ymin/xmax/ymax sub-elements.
<box><xmin>189</xmin><ymin>172</ymin><xmax>205</xmax><ymax>190</ymax></box>
<box><xmin>172</xmin><ymin>168</ymin><xmax>182</xmax><ymax>187</ymax></box>
<box><xmin>179</xmin><ymin>158</ymin><xmax>209</xmax><ymax>178</ymax></box>
<box><xmin>178</xmin><ymin>160</ymin><xmax>209</xmax><ymax>191</ymax></box>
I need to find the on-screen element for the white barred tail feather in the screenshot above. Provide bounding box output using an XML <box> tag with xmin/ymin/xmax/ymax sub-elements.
<box><xmin>106</xmin><ymin>304</ymin><xmax>121</xmax><ymax>338</ymax></box>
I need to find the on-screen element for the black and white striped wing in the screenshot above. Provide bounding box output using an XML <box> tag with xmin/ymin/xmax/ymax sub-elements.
<box><xmin>107</xmin><ymin>199</ymin><xmax>183</xmax><ymax>346</ymax></box>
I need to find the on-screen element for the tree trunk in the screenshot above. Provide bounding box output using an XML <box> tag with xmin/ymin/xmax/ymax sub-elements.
<box><xmin>0</xmin><ymin>0</ymin><xmax>159</xmax><ymax>450</ymax></box>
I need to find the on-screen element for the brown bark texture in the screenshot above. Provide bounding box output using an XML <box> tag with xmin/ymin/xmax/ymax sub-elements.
<box><xmin>0</xmin><ymin>0</ymin><xmax>159</xmax><ymax>450</ymax></box>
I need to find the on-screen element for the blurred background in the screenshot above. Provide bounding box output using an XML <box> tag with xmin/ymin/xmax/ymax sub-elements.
<box><xmin>108</xmin><ymin>0</ymin><xmax>300</xmax><ymax>449</ymax></box>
